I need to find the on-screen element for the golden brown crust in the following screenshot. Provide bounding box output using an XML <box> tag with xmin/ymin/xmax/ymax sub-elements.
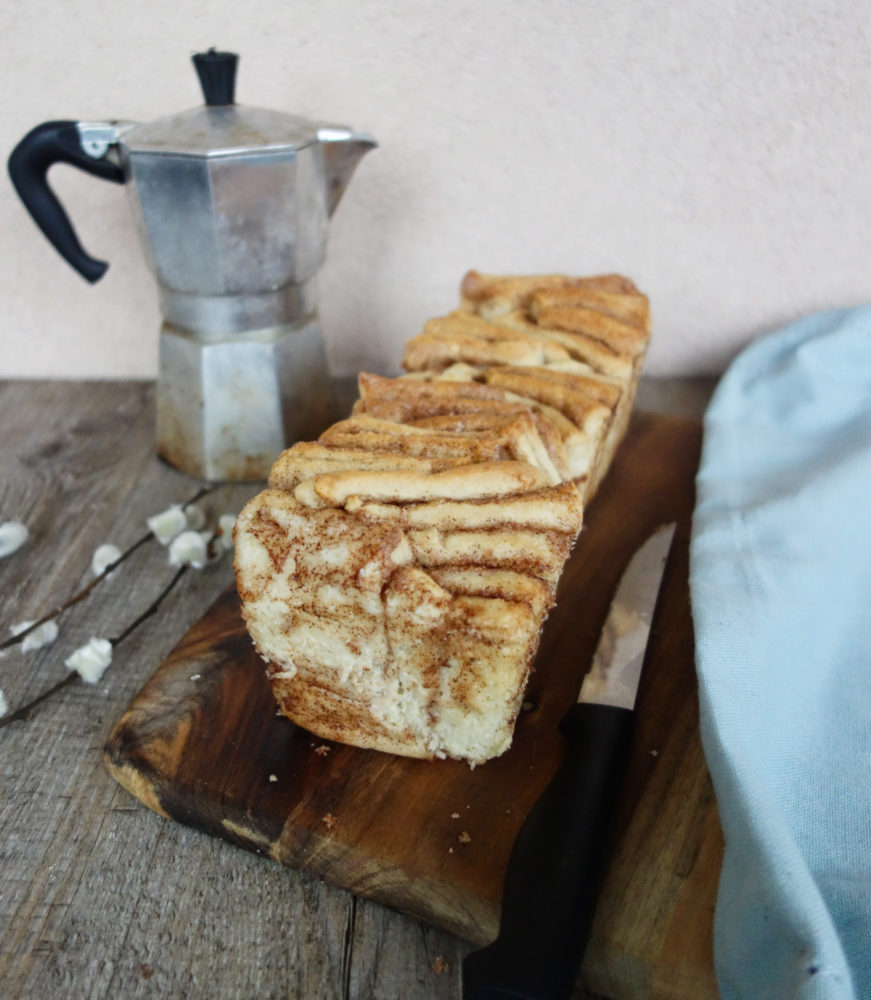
<box><xmin>483</xmin><ymin>310</ymin><xmax>636</xmax><ymax>380</ymax></box>
<box><xmin>491</xmin><ymin>364</ymin><xmax>622</xmax><ymax>412</ymax></box>
<box><xmin>294</xmin><ymin>460</ymin><xmax>553</xmax><ymax>508</ymax></box>
<box><xmin>529</xmin><ymin>286</ymin><xmax>650</xmax><ymax>331</ymax></box>
<box><xmin>533</xmin><ymin>305</ymin><xmax>649</xmax><ymax>357</ymax></box>
<box><xmin>402</xmin><ymin>311</ymin><xmax>571</xmax><ymax>372</ymax></box>
<box><xmin>268</xmin><ymin>441</ymin><xmax>454</xmax><ymax>491</ymax></box>
<box><xmin>269</xmin><ymin>676</ymin><xmax>432</xmax><ymax>758</ymax></box>
<box><xmin>460</xmin><ymin>270</ymin><xmax>642</xmax><ymax>314</ymax></box>
<box><xmin>355</xmin><ymin>372</ymin><xmax>506</xmax><ymax>421</ymax></box>
<box><xmin>482</xmin><ymin>368</ymin><xmax>613</xmax><ymax>439</ymax></box>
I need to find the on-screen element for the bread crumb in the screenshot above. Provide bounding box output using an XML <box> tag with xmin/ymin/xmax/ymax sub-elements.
<box><xmin>431</xmin><ymin>956</ymin><xmax>449</xmax><ymax>975</ymax></box>
<box><xmin>448</xmin><ymin>847</ymin><xmax>454</xmax><ymax>854</ymax></box>
<box><xmin>190</xmin><ymin>673</ymin><xmax>201</xmax><ymax>681</ymax></box>
<box><xmin>314</xmin><ymin>744</ymin><xmax>331</xmax><ymax>757</ymax></box>
<box><xmin>268</xmin><ymin>774</ymin><xmax>278</xmax><ymax>783</ymax></box>
<box><xmin>458</xmin><ymin>831</ymin><xmax>471</xmax><ymax>844</ymax></box>
<box><xmin>451</xmin><ymin>812</ymin><xmax>460</xmax><ymax>819</ymax></box>
<box><xmin>322</xmin><ymin>813</ymin><xmax>338</xmax><ymax>830</ymax></box>
<box><xmin>648</xmin><ymin>749</ymin><xmax>659</xmax><ymax>757</ymax></box>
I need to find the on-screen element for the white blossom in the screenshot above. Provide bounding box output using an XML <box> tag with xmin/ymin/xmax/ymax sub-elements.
<box><xmin>0</xmin><ymin>689</ymin><xmax>8</xmax><ymax>718</ymax></box>
<box><xmin>218</xmin><ymin>514</ymin><xmax>236</xmax><ymax>551</ymax></box>
<box><xmin>24</xmin><ymin>621</ymin><xmax>58</xmax><ymax>652</ymax></box>
<box><xmin>10</xmin><ymin>619</ymin><xmax>59</xmax><ymax>653</ymax></box>
<box><xmin>0</xmin><ymin>521</ymin><xmax>29</xmax><ymax>558</ymax></box>
<box><xmin>184</xmin><ymin>504</ymin><xmax>206</xmax><ymax>530</ymax></box>
<box><xmin>168</xmin><ymin>530</ymin><xmax>209</xmax><ymax>569</ymax></box>
<box><xmin>65</xmin><ymin>637</ymin><xmax>113</xmax><ymax>684</ymax></box>
<box><xmin>92</xmin><ymin>543</ymin><xmax>122</xmax><ymax>576</ymax></box>
<box><xmin>147</xmin><ymin>506</ymin><xmax>187</xmax><ymax>545</ymax></box>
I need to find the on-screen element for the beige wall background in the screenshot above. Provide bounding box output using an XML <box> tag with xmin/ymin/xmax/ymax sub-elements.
<box><xmin>2</xmin><ymin>0</ymin><xmax>870</xmax><ymax>379</ymax></box>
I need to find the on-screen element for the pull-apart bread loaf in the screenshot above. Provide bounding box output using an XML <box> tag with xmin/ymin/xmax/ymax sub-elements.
<box><xmin>235</xmin><ymin>271</ymin><xmax>650</xmax><ymax>765</ymax></box>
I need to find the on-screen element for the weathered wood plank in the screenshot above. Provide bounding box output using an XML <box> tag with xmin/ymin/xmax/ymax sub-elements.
<box><xmin>0</xmin><ymin>380</ymin><xmax>472</xmax><ymax>1000</ymax></box>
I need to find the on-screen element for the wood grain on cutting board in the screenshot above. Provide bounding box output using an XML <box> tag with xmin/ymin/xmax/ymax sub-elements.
<box><xmin>104</xmin><ymin>412</ymin><xmax>722</xmax><ymax>1000</ymax></box>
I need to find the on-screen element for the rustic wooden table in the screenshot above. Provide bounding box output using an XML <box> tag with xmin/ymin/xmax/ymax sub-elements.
<box><xmin>0</xmin><ymin>377</ymin><xmax>715</xmax><ymax>1000</ymax></box>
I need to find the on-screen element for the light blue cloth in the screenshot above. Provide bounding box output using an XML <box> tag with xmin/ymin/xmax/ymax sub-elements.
<box><xmin>690</xmin><ymin>307</ymin><xmax>871</xmax><ymax>999</ymax></box>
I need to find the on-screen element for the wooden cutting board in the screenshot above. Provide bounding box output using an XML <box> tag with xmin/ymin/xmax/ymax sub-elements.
<box><xmin>104</xmin><ymin>412</ymin><xmax>723</xmax><ymax>1000</ymax></box>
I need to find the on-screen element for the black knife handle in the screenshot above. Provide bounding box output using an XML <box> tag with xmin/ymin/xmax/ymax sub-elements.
<box><xmin>462</xmin><ymin>702</ymin><xmax>635</xmax><ymax>1000</ymax></box>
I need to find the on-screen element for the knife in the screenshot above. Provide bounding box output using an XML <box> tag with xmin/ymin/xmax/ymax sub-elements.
<box><xmin>462</xmin><ymin>523</ymin><xmax>677</xmax><ymax>1000</ymax></box>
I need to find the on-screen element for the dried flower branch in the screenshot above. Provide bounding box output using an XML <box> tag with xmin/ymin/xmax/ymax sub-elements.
<box><xmin>13</xmin><ymin>619</ymin><xmax>59</xmax><ymax>653</ymax></box>
<box><xmin>0</xmin><ymin>561</ymin><xmax>191</xmax><ymax>729</ymax></box>
<box><xmin>0</xmin><ymin>486</ymin><xmax>238</xmax><ymax>729</ymax></box>
<box><xmin>0</xmin><ymin>485</ymin><xmax>214</xmax><ymax>653</ymax></box>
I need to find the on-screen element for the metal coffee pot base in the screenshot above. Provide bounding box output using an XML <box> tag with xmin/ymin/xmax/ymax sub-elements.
<box><xmin>156</xmin><ymin>319</ymin><xmax>336</xmax><ymax>482</ymax></box>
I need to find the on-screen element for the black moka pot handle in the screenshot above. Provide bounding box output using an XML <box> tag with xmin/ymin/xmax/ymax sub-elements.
<box><xmin>8</xmin><ymin>120</ymin><xmax>126</xmax><ymax>283</ymax></box>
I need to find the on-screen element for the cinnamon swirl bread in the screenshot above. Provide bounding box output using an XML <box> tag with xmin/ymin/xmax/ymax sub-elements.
<box><xmin>234</xmin><ymin>271</ymin><xmax>650</xmax><ymax>764</ymax></box>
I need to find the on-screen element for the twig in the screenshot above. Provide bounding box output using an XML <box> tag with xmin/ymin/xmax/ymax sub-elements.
<box><xmin>0</xmin><ymin>673</ymin><xmax>78</xmax><ymax>727</ymax></box>
<box><xmin>0</xmin><ymin>486</ymin><xmax>227</xmax><ymax>729</ymax></box>
<box><xmin>0</xmin><ymin>484</ymin><xmax>215</xmax><ymax>652</ymax></box>
<box><xmin>109</xmin><ymin>565</ymin><xmax>188</xmax><ymax>646</ymax></box>
<box><xmin>1</xmin><ymin>561</ymin><xmax>194</xmax><ymax>729</ymax></box>
<box><xmin>0</xmin><ymin>533</ymin><xmax>151</xmax><ymax>652</ymax></box>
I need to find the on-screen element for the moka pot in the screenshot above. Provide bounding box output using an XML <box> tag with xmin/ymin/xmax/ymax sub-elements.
<box><xmin>8</xmin><ymin>49</ymin><xmax>376</xmax><ymax>480</ymax></box>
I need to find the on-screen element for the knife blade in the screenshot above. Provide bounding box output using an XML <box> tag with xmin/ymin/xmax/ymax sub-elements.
<box><xmin>462</xmin><ymin>523</ymin><xmax>677</xmax><ymax>1000</ymax></box>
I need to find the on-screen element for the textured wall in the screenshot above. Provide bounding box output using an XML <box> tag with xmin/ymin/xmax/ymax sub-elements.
<box><xmin>2</xmin><ymin>0</ymin><xmax>870</xmax><ymax>378</ymax></box>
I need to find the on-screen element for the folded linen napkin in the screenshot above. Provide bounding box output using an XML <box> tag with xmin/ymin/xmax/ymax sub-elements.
<box><xmin>690</xmin><ymin>307</ymin><xmax>871</xmax><ymax>999</ymax></box>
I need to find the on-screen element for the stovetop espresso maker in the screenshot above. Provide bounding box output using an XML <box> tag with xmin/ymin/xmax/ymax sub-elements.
<box><xmin>9</xmin><ymin>49</ymin><xmax>376</xmax><ymax>480</ymax></box>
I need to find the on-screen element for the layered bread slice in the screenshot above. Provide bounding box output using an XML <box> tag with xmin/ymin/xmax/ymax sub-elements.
<box><xmin>235</xmin><ymin>270</ymin><xmax>650</xmax><ymax>764</ymax></box>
